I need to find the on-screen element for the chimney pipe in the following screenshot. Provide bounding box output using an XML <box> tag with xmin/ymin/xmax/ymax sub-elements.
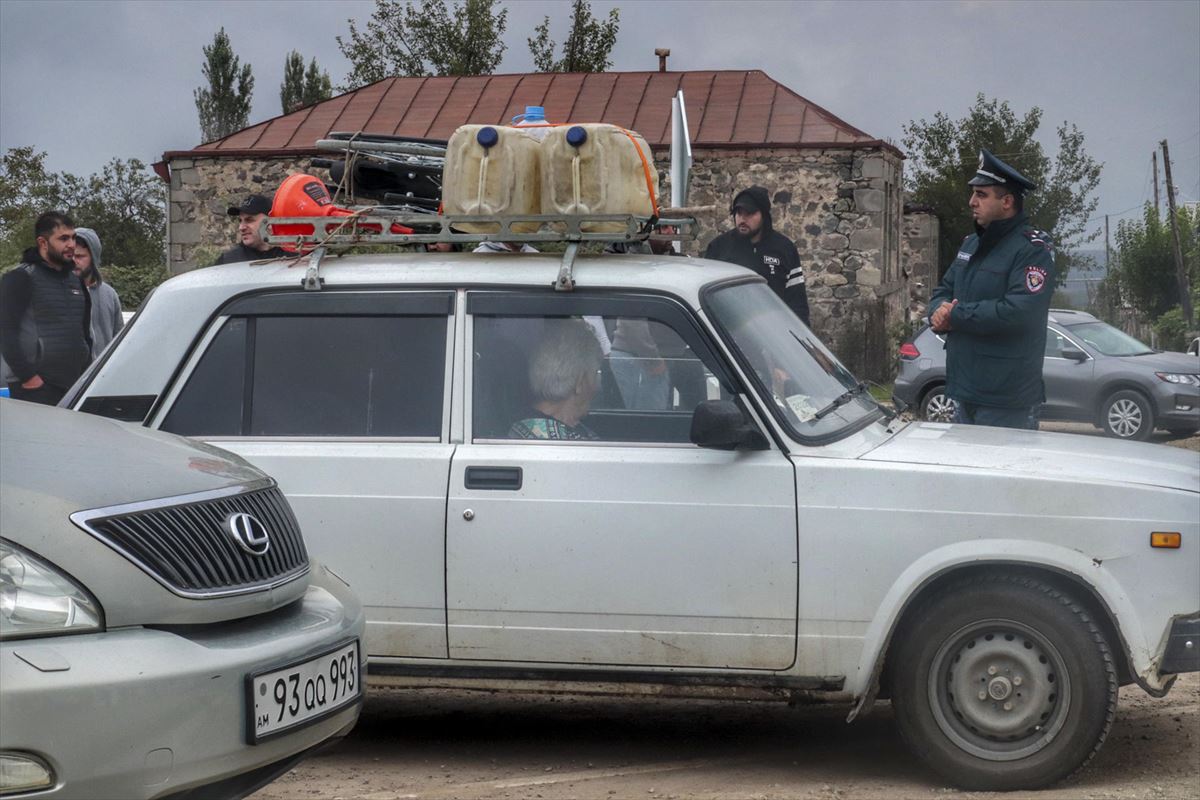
<box><xmin>655</xmin><ymin>48</ymin><xmax>670</xmax><ymax>72</ymax></box>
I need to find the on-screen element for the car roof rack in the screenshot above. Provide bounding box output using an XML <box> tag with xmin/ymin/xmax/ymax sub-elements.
<box><xmin>260</xmin><ymin>210</ymin><xmax>704</xmax><ymax>293</ymax></box>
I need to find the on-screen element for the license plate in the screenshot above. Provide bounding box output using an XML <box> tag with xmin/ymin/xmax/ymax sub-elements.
<box><xmin>246</xmin><ymin>639</ymin><xmax>361</xmax><ymax>743</ymax></box>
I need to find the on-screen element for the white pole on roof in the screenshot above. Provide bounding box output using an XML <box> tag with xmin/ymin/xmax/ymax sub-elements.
<box><xmin>670</xmin><ymin>90</ymin><xmax>692</xmax><ymax>253</ymax></box>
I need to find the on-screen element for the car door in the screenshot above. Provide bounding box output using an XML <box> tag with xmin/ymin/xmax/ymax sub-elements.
<box><xmin>153</xmin><ymin>290</ymin><xmax>456</xmax><ymax>659</ymax></box>
<box><xmin>1042</xmin><ymin>325</ymin><xmax>1094</xmax><ymax>420</ymax></box>
<box><xmin>445</xmin><ymin>291</ymin><xmax>797</xmax><ymax>670</ymax></box>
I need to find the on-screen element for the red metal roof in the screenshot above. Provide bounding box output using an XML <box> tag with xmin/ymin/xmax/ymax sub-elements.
<box><xmin>166</xmin><ymin>70</ymin><xmax>896</xmax><ymax>159</ymax></box>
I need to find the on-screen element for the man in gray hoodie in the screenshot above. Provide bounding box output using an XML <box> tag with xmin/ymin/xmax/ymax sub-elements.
<box><xmin>73</xmin><ymin>228</ymin><xmax>124</xmax><ymax>355</ymax></box>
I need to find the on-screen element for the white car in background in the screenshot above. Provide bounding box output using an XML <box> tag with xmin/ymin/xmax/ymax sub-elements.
<box><xmin>63</xmin><ymin>246</ymin><xmax>1199</xmax><ymax>791</ymax></box>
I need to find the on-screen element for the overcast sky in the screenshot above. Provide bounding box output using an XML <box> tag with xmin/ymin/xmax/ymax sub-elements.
<box><xmin>1</xmin><ymin>0</ymin><xmax>1197</xmax><ymax>240</ymax></box>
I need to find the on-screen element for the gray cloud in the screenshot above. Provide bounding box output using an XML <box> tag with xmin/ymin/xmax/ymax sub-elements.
<box><xmin>1</xmin><ymin>0</ymin><xmax>1196</xmax><ymax>236</ymax></box>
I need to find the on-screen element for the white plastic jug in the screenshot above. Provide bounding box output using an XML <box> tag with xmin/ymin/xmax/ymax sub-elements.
<box><xmin>441</xmin><ymin>124</ymin><xmax>541</xmax><ymax>232</ymax></box>
<box><xmin>540</xmin><ymin>123</ymin><xmax>658</xmax><ymax>232</ymax></box>
<box><xmin>512</xmin><ymin>105</ymin><xmax>554</xmax><ymax>142</ymax></box>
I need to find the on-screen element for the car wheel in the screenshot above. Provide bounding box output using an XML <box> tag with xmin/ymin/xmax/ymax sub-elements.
<box><xmin>920</xmin><ymin>386</ymin><xmax>957</xmax><ymax>422</ymax></box>
<box><xmin>890</xmin><ymin>573</ymin><xmax>1117</xmax><ymax>791</ymax></box>
<box><xmin>1100</xmin><ymin>390</ymin><xmax>1154</xmax><ymax>441</ymax></box>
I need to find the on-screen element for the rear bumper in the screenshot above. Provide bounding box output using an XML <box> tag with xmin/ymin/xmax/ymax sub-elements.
<box><xmin>1161</xmin><ymin>614</ymin><xmax>1200</xmax><ymax>674</ymax></box>
<box><xmin>0</xmin><ymin>564</ymin><xmax>364</xmax><ymax>800</ymax></box>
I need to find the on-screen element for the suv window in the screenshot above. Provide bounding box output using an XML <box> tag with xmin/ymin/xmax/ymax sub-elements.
<box><xmin>163</xmin><ymin>314</ymin><xmax>448</xmax><ymax>438</ymax></box>
<box><xmin>1044</xmin><ymin>328</ymin><xmax>1068</xmax><ymax>358</ymax></box>
<box><xmin>471</xmin><ymin>310</ymin><xmax>727</xmax><ymax>445</ymax></box>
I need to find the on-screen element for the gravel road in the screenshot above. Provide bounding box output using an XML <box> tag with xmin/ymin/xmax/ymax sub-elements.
<box><xmin>251</xmin><ymin>673</ymin><xmax>1199</xmax><ymax>799</ymax></box>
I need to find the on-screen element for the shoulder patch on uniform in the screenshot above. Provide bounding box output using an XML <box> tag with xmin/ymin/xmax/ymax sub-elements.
<box><xmin>1025</xmin><ymin>265</ymin><xmax>1048</xmax><ymax>293</ymax></box>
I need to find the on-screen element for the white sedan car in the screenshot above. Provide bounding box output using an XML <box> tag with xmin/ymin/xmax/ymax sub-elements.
<box><xmin>64</xmin><ymin>246</ymin><xmax>1199</xmax><ymax>791</ymax></box>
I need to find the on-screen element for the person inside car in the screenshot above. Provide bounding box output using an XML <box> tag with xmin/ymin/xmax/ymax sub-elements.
<box><xmin>509</xmin><ymin>319</ymin><xmax>603</xmax><ymax>441</ymax></box>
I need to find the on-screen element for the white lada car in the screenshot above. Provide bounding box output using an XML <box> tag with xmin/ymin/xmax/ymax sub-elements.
<box><xmin>64</xmin><ymin>246</ymin><xmax>1198</xmax><ymax>791</ymax></box>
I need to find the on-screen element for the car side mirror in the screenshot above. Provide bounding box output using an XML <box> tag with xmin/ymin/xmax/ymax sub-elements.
<box><xmin>690</xmin><ymin>400</ymin><xmax>768</xmax><ymax>451</ymax></box>
<box><xmin>1061</xmin><ymin>347</ymin><xmax>1088</xmax><ymax>362</ymax></box>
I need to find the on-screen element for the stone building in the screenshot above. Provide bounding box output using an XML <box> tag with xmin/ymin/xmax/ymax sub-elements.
<box><xmin>157</xmin><ymin>69</ymin><xmax>912</xmax><ymax>379</ymax></box>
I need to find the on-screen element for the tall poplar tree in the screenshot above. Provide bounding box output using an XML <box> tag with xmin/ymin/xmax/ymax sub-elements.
<box><xmin>280</xmin><ymin>51</ymin><xmax>333</xmax><ymax>113</ymax></box>
<box><xmin>528</xmin><ymin>0</ymin><xmax>620</xmax><ymax>73</ymax></box>
<box><xmin>194</xmin><ymin>28</ymin><xmax>254</xmax><ymax>142</ymax></box>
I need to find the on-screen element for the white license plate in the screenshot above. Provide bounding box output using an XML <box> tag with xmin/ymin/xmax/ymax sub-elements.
<box><xmin>247</xmin><ymin>639</ymin><xmax>361</xmax><ymax>743</ymax></box>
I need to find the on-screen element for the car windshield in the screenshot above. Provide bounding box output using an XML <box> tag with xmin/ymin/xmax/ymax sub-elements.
<box><xmin>706</xmin><ymin>281</ymin><xmax>879</xmax><ymax>440</ymax></box>
<box><xmin>1065</xmin><ymin>321</ymin><xmax>1154</xmax><ymax>357</ymax></box>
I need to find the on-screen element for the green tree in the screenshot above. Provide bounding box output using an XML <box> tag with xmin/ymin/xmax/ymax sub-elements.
<box><xmin>281</xmin><ymin>51</ymin><xmax>333</xmax><ymax>113</ymax></box>
<box><xmin>902</xmin><ymin>94</ymin><xmax>1101</xmax><ymax>281</ymax></box>
<box><xmin>0</xmin><ymin>147</ymin><xmax>167</xmax><ymax>306</ymax></box>
<box><xmin>529</xmin><ymin>0</ymin><xmax>620</xmax><ymax>73</ymax></box>
<box><xmin>337</xmin><ymin>0</ymin><xmax>508</xmax><ymax>88</ymax></box>
<box><xmin>194</xmin><ymin>27</ymin><xmax>254</xmax><ymax>142</ymax></box>
<box><xmin>1111</xmin><ymin>204</ymin><xmax>1198</xmax><ymax>321</ymax></box>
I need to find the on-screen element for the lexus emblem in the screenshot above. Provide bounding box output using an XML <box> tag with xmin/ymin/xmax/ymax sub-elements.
<box><xmin>225</xmin><ymin>512</ymin><xmax>271</xmax><ymax>556</ymax></box>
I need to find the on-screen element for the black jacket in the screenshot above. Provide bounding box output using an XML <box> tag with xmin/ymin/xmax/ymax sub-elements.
<box><xmin>702</xmin><ymin>186</ymin><xmax>810</xmax><ymax>325</ymax></box>
<box><xmin>928</xmin><ymin>213</ymin><xmax>1056</xmax><ymax>408</ymax></box>
<box><xmin>213</xmin><ymin>243</ymin><xmax>290</xmax><ymax>265</ymax></box>
<box><xmin>0</xmin><ymin>249</ymin><xmax>93</xmax><ymax>388</ymax></box>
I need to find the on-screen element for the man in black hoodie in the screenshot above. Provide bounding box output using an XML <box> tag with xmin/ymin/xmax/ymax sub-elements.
<box><xmin>0</xmin><ymin>211</ymin><xmax>92</xmax><ymax>404</ymax></box>
<box><xmin>703</xmin><ymin>186</ymin><xmax>810</xmax><ymax>325</ymax></box>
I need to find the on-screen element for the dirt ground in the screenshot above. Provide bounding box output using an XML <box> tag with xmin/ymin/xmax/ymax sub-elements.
<box><xmin>251</xmin><ymin>672</ymin><xmax>1199</xmax><ymax>799</ymax></box>
<box><xmin>1037</xmin><ymin>421</ymin><xmax>1200</xmax><ymax>452</ymax></box>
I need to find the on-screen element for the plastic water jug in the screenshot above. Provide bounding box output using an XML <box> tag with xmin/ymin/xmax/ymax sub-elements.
<box><xmin>512</xmin><ymin>105</ymin><xmax>554</xmax><ymax>141</ymax></box>
<box><xmin>441</xmin><ymin>124</ymin><xmax>541</xmax><ymax>232</ymax></box>
<box><xmin>540</xmin><ymin>123</ymin><xmax>659</xmax><ymax>232</ymax></box>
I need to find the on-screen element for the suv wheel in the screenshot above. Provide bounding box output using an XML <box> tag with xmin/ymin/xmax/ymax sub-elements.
<box><xmin>1100</xmin><ymin>390</ymin><xmax>1154</xmax><ymax>440</ymax></box>
<box><xmin>891</xmin><ymin>574</ymin><xmax>1117</xmax><ymax>791</ymax></box>
<box><xmin>920</xmin><ymin>387</ymin><xmax>957</xmax><ymax>422</ymax></box>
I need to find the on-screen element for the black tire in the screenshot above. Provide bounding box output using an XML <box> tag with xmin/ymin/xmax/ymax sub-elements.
<box><xmin>1165</xmin><ymin>426</ymin><xmax>1199</xmax><ymax>438</ymax></box>
<box><xmin>919</xmin><ymin>386</ymin><xmax>957</xmax><ymax>423</ymax></box>
<box><xmin>890</xmin><ymin>573</ymin><xmax>1117</xmax><ymax>791</ymax></box>
<box><xmin>1100</xmin><ymin>389</ymin><xmax>1154</xmax><ymax>441</ymax></box>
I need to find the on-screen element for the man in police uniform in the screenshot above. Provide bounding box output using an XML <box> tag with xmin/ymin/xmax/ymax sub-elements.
<box><xmin>928</xmin><ymin>149</ymin><xmax>1055</xmax><ymax>429</ymax></box>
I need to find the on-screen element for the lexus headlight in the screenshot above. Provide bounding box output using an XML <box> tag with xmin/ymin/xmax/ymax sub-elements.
<box><xmin>1155</xmin><ymin>372</ymin><xmax>1200</xmax><ymax>387</ymax></box>
<box><xmin>0</xmin><ymin>539</ymin><xmax>102</xmax><ymax>640</ymax></box>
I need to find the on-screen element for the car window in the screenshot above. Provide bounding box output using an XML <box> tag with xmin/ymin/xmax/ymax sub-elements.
<box><xmin>705</xmin><ymin>281</ymin><xmax>878</xmax><ymax>442</ymax></box>
<box><xmin>471</xmin><ymin>313</ymin><xmax>726</xmax><ymax>444</ymax></box>
<box><xmin>163</xmin><ymin>314</ymin><xmax>448</xmax><ymax>438</ymax></box>
<box><xmin>1044</xmin><ymin>329</ymin><xmax>1067</xmax><ymax>358</ymax></box>
<box><xmin>1064</xmin><ymin>321</ymin><xmax>1153</xmax><ymax>357</ymax></box>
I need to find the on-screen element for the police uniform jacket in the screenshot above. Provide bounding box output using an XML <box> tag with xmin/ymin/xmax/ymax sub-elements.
<box><xmin>928</xmin><ymin>213</ymin><xmax>1055</xmax><ymax>409</ymax></box>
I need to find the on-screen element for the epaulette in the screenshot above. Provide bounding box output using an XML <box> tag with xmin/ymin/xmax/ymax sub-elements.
<box><xmin>1023</xmin><ymin>227</ymin><xmax>1054</xmax><ymax>250</ymax></box>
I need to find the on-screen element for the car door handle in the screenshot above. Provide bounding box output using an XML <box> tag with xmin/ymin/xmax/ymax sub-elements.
<box><xmin>464</xmin><ymin>466</ymin><xmax>523</xmax><ymax>490</ymax></box>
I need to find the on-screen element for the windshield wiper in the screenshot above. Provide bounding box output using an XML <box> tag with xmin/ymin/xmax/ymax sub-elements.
<box><xmin>813</xmin><ymin>382</ymin><xmax>869</xmax><ymax>420</ymax></box>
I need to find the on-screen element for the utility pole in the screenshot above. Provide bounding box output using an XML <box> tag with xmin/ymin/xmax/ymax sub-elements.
<box><xmin>1152</xmin><ymin>151</ymin><xmax>1160</xmax><ymax>217</ymax></box>
<box><xmin>1160</xmin><ymin>139</ymin><xmax>1194</xmax><ymax>330</ymax></box>
<box><xmin>1105</xmin><ymin>214</ymin><xmax>1111</xmax><ymax>275</ymax></box>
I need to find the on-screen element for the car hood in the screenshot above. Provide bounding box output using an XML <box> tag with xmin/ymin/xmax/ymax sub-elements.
<box><xmin>0</xmin><ymin>401</ymin><xmax>264</xmax><ymax>510</ymax></box>
<box><xmin>862</xmin><ymin>422</ymin><xmax>1199</xmax><ymax>493</ymax></box>
<box><xmin>1105</xmin><ymin>351</ymin><xmax>1199</xmax><ymax>371</ymax></box>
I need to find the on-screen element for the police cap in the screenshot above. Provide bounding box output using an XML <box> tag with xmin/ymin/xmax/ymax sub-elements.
<box><xmin>967</xmin><ymin>149</ymin><xmax>1037</xmax><ymax>194</ymax></box>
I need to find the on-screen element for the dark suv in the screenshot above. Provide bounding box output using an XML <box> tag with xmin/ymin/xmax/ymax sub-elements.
<box><xmin>894</xmin><ymin>309</ymin><xmax>1200</xmax><ymax>440</ymax></box>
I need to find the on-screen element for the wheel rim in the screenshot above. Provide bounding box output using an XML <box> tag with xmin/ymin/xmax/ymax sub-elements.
<box><xmin>926</xmin><ymin>393</ymin><xmax>957</xmax><ymax>422</ymax></box>
<box><xmin>927</xmin><ymin>619</ymin><xmax>1071</xmax><ymax>761</ymax></box>
<box><xmin>1106</xmin><ymin>398</ymin><xmax>1143</xmax><ymax>437</ymax></box>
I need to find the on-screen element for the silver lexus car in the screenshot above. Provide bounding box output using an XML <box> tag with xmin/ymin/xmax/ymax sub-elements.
<box><xmin>895</xmin><ymin>309</ymin><xmax>1200</xmax><ymax>440</ymax></box>
<box><xmin>0</xmin><ymin>401</ymin><xmax>365</xmax><ymax>799</ymax></box>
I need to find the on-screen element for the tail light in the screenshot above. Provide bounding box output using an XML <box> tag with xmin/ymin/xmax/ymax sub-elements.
<box><xmin>899</xmin><ymin>343</ymin><xmax>920</xmax><ymax>359</ymax></box>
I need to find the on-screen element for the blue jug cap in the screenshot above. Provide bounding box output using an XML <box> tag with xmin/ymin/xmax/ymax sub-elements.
<box><xmin>566</xmin><ymin>126</ymin><xmax>588</xmax><ymax>147</ymax></box>
<box><xmin>476</xmin><ymin>126</ymin><xmax>499</xmax><ymax>148</ymax></box>
<box><xmin>513</xmin><ymin>105</ymin><xmax>546</xmax><ymax>124</ymax></box>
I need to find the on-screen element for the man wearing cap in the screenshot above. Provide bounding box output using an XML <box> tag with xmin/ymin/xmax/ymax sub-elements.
<box><xmin>703</xmin><ymin>186</ymin><xmax>810</xmax><ymax>326</ymax></box>
<box><xmin>213</xmin><ymin>195</ymin><xmax>289</xmax><ymax>265</ymax></box>
<box><xmin>928</xmin><ymin>149</ymin><xmax>1056</xmax><ymax>429</ymax></box>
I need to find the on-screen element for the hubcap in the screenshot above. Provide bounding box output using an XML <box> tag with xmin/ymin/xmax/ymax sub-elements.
<box><xmin>1107</xmin><ymin>399</ymin><xmax>1143</xmax><ymax>438</ymax></box>
<box><xmin>926</xmin><ymin>393</ymin><xmax>957</xmax><ymax>422</ymax></box>
<box><xmin>928</xmin><ymin>620</ymin><xmax>1071</xmax><ymax>761</ymax></box>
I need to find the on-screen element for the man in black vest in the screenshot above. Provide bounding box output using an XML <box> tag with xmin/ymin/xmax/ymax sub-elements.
<box><xmin>1</xmin><ymin>211</ymin><xmax>93</xmax><ymax>404</ymax></box>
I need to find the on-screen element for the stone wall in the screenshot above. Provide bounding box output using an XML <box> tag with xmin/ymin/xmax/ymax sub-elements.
<box><xmin>901</xmin><ymin>206</ymin><xmax>940</xmax><ymax>327</ymax></box>
<box><xmin>167</xmin><ymin>156</ymin><xmax>316</xmax><ymax>272</ymax></box>
<box><xmin>656</xmin><ymin>146</ymin><xmax>906</xmax><ymax>381</ymax></box>
<box><xmin>168</xmin><ymin>145</ymin><xmax>918</xmax><ymax>381</ymax></box>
